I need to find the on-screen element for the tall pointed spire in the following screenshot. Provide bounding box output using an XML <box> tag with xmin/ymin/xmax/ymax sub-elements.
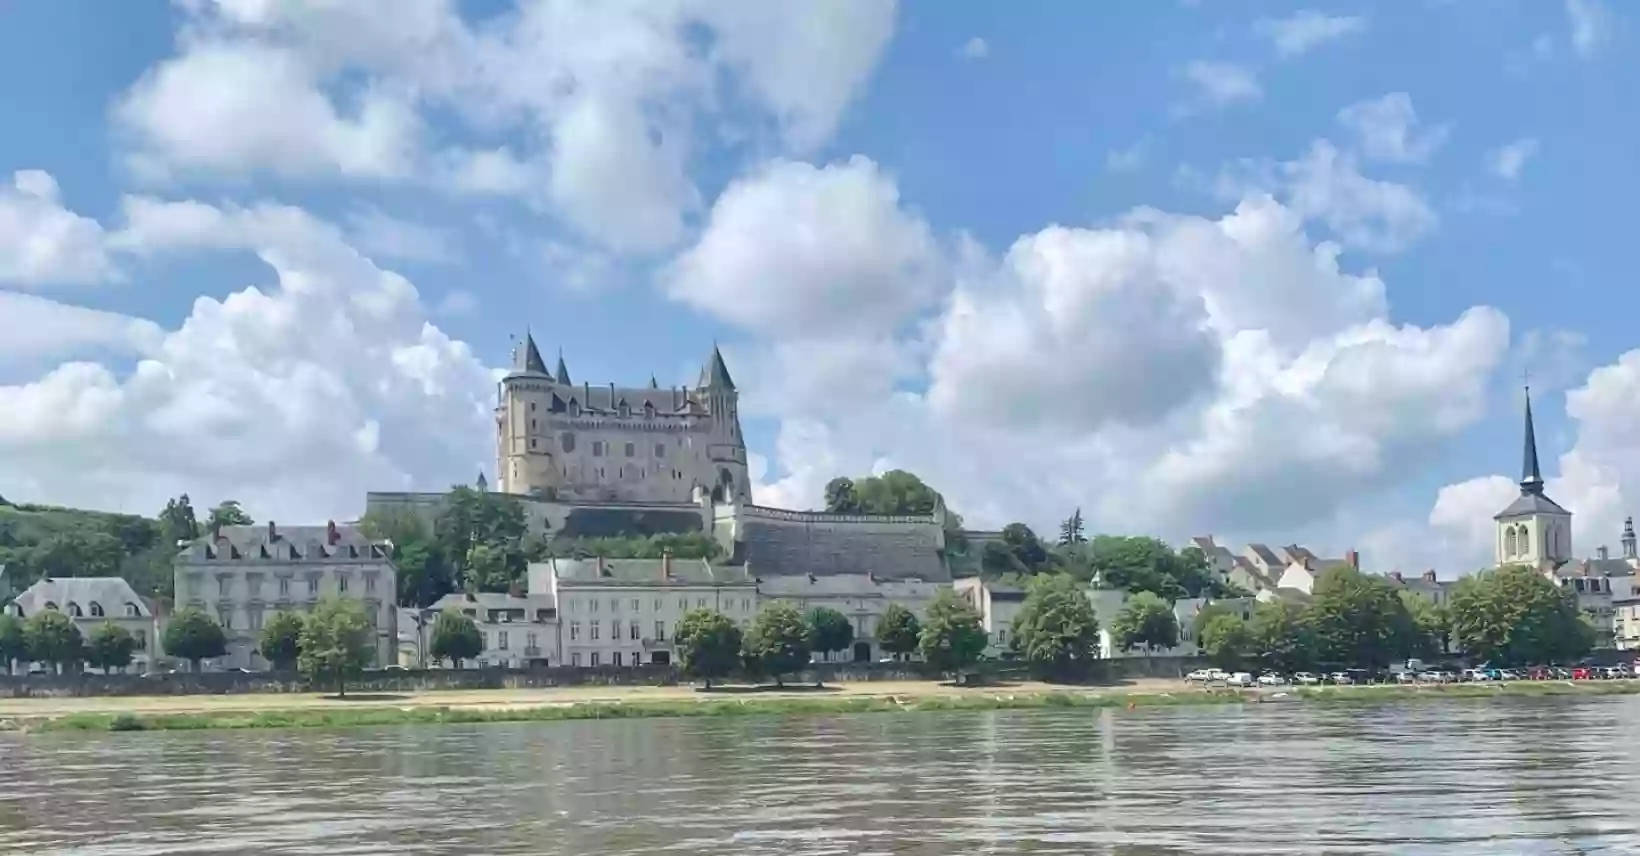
<box><xmin>554</xmin><ymin>348</ymin><xmax>572</xmax><ymax>385</ymax></box>
<box><xmin>1520</xmin><ymin>384</ymin><xmax>1544</xmax><ymax>494</ymax></box>
<box><xmin>521</xmin><ymin>332</ymin><xmax>548</xmax><ymax>374</ymax></box>
<box><xmin>698</xmin><ymin>343</ymin><xmax>736</xmax><ymax>390</ymax></box>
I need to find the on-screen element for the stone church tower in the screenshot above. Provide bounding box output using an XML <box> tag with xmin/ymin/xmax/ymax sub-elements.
<box><xmin>494</xmin><ymin>334</ymin><xmax>750</xmax><ymax>504</ymax></box>
<box><xmin>1494</xmin><ymin>386</ymin><xmax>1573</xmax><ymax>568</ymax></box>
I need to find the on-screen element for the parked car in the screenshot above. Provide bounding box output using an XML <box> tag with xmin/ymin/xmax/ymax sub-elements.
<box><xmin>1392</xmin><ymin>670</ymin><xmax>1418</xmax><ymax>684</ymax></box>
<box><xmin>383</xmin><ymin>664</ymin><xmax>409</xmax><ymax>672</ymax></box>
<box><xmin>1257</xmin><ymin>672</ymin><xmax>1286</xmax><ymax>686</ymax></box>
<box><xmin>1186</xmin><ymin>668</ymin><xmax>1230</xmax><ymax>684</ymax></box>
<box><xmin>1327</xmin><ymin>672</ymin><xmax>1354</xmax><ymax>685</ymax></box>
<box><xmin>1417</xmin><ymin>670</ymin><xmax>1449</xmax><ymax>683</ymax></box>
<box><xmin>1293</xmin><ymin>671</ymin><xmax>1322</xmax><ymax>685</ymax></box>
<box><xmin>1227</xmin><ymin>672</ymin><xmax>1254</xmax><ymax>687</ymax></box>
<box><xmin>1461</xmin><ymin>668</ymin><xmax>1491</xmax><ymax>682</ymax></box>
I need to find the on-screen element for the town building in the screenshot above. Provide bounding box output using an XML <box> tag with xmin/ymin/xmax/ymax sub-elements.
<box><xmin>173</xmin><ymin>521</ymin><xmax>398</xmax><ymax>670</ymax></box>
<box><xmin>954</xmin><ymin>577</ymin><xmax>1026</xmax><ymax>656</ymax></box>
<box><xmin>494</xmin><ymin>334</ymin><xmax>751</xmax><ymax>505</ymax></box>
<box><xmin>426</xmin><ymin>592</ymin><xmax>559</xmax><ymax>668</ymax></box>
<box><xmin>5</xmin><ymin>577</ymin><xmax>160</xmax><ymax>672</ymax></box>
<box><xmin>531</xmin><ymin>556</ymin><xmax>756</xmax><ymax>668</ymax></box>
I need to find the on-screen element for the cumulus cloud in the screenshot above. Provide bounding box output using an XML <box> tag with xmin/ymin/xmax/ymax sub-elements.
<box><xmin>0</xmin><ymin>170</ymin><xmax>119</xmax><ymax>287</ymax></box>
<box><xmin>0</xmin><ymin>192</ymin><xmax>494</xmax><ymax>523</ymax></box>
<box><xmin>113</xmin><ymin>0</ymin><xmax>897</xmax><ymax>254</ymax></box>
<box><xmin>1257</xmin><ymin>11</ymin><xmax>1368</xmax><ymax>58</ymax></box>
<box><xmin>1488</xmin><ymin>138</ymin><xmax>1540</xmax><ymax>181</ymax></box>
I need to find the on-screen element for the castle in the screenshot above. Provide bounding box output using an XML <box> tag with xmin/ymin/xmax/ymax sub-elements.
<box><xmin>494</xmin><ymin>334</ymin><xmax>751</xmax><ymax>505</ymax></box>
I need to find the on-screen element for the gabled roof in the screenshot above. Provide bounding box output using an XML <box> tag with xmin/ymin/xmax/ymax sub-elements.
<box><xmin>13</xmin><ymin>577</ymin><xmax>151</xmax><ymax>617</ymax></box>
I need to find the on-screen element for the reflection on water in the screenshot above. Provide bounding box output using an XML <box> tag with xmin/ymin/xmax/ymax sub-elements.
<box><xmin>3</xmin><ymin>696</ymin><xmax>1640</xmax><ymax>854</ymax></box>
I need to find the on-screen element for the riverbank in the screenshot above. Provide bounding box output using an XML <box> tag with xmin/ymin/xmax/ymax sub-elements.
<box><xmin>7</xmin><ymin>679</ymin><xmax>1639</xmax><ymax>733</ymax></box>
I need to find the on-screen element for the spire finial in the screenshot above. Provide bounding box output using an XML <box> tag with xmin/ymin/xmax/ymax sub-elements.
<box><xmin>554</xmin><ymin>348</ymin><xmax>572</xmax><ymax>385</ymax></box>
<box><xmin>1520</xmin><ymin>382</ymin><xmax>1544</xmax><ymax>494</ymax></box>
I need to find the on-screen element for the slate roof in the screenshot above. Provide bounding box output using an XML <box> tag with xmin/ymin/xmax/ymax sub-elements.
<box><xmin>12</xmin><ymin>577</ymin><xmax>151</xmax><ymax>618</ymax></box>
<box><xmin>180</xmin><ymin>524</ymin><xmax>392</xmax><ymax>562</ymax></box>
<box><xmin>737</xmin><ymin>517</ymin><xmax>950</xmax><ymax>582</ymax></box>
<box><xmin>544</xmin><ymin>557</ymin><xmax>753</xmax><ymax>587</ymax></box>
<box><xmin>1246</xmin><ymin>543</ymin><xmax>1282</xmax><ymax>568</ymax></box>
<box><xmin>1494</xmin><ymin>492</ymin><xmax>1572</xmax><ymax>519</ymax></box>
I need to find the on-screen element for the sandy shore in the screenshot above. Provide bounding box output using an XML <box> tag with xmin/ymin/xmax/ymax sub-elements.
<box><xmin>0</xmin><ymin>677</ymin><xmax>1190</xmax><ymax>718</ymax></box>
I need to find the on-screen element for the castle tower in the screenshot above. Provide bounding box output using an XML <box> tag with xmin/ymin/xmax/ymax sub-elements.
<box><xmin>1494</xmin><ymin>386</ymin><xmax>1573</xmax><ymax>568</ymax></box>
<box><xmin>496</xmin><ymin>332</ymin><xmax>561</xmax><ymax>498</ymax></box>
<box><xmin>698</xmin><ymin>344</ymin><xmax>751</xmax><ymax>504</ymax></box>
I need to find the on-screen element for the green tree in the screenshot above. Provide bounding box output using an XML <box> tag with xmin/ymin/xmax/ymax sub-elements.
<box><xmin>25</xmin><ymin>610</ymin><xmax>83</xmax><ymax>673</ymax></box>
<box><xmin>259</xmin><ymin>611</ymin><xmax>306</xmax><ymax>671</ymax></box>
<box><xmin>359</xmin><ymin>508</ymin><xmax>456</xmax><ymax>607</ymax></box>
<box><xmin>980</xmin><ymin>540</ymin><xmax>1030</xmax><ymax>577</ymax></box>
<box><xmin>1305</xmin><ymin>565</ymin><xmax>1413</xmax><ymax>668</ymax></box>
<box><xmin>1000</xmin><ymin>523</ymin><xmax>1050</xmax><ymax>572</ymax></box>
<box><xmin>84</xmin><ymin>621</ymin><xmax>137</xmax><ymax>673</ymax></box>
<box><xmin>429</xmin><ymin>610</ymin><xmax>484</xmax><ymax>667</ymax></box>
<box><xmin>1448</xmin><ymin>565</ymin><xmax>1592</xmax><ymax>666</ymax></box>
<box><xmin>852</xmin><ymin>469</ymin><xmax>943</xmax><ymax>516</ymax></box>
<box><xmin>918</xmin><ymin>587</ymin><xmax>989</xmax><ymax>678</ymax></box>
<box><xmin>1247</xmin><ymin>599</ymin><xmax>1314</xmax><ymax>672</ymax></box>
<box><xmin>1198</xmin><ymin>613</ymin><xmax>1251</xmax><ymax>671</ymax></box>
<box><xmin>205</xmin><ymin>500</ymin><xmax>254</xmax><ymax>530</ymax></box>
<box><xmin>1399</xmin><ymin>592</ymin><xmax>1449</xmax><ymax>660</ymax></box>
<box><xmin>805</xmin><ymin>606</ymin><xmax>855</xmax><ymax>663</ymax></box>
<box><xmin>675</xmin><ymin>609</ymin><xmax>742</xmax><ymax>688</ymax></box>
<box><xmin>0</xmin><ymin>614</ymin><xmax>27</xmax><ymax>675</ymax></box>
<box><xmin>823</xmin><ymin>477</ymin><xmax>860</xmax><ymax>513</ymax></box>
<box><xmin>1058</xmin><ymin>508</ymin><xmax>1087</xmax><ymax>546</ymax></box>
<box><xmin>1085</xmin><ymin>535</ymin><xmax>1190</xmax><ymax>599</ymax></box>
<box><xmin>163</xmin><ymin>607</ymin><xmax>228</xmax><ymax>672</ymax></box>
<box><xmin>435</xmin><ymin>486</ymin><xmax>528</xmax><ymax>593</ymax></box>
<box><xmin>1110</xmin><ymin>591</ymin><xmax>1179</xmax><ymax>653</ymax></box>
<box><xmin>742</xmin><ymin>602</ymin><xmax>811</xmax><ymax>686</ymax></box>
<box><xmin>298</xmin><ymin>598</ymin><xmax>374</xmax><ymax>696</ymax></box>
<box><xmin>876</xmin><ymin>603</ymin><xmax>921</xmax><ymax>660</ymax></box>
<box><xmin>159</xmin><ymin>494</ymin><xmax>201</xmax><ymax>546</ymax></box>
<box><xmin>1010</xmin><ymin>574</ymin><xmax>1102</xmax><ymax>677</ymax></box>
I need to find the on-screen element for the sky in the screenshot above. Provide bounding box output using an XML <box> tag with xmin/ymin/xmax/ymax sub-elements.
<box><xmin>1</xmin><ymin>0</ymin><xmax>1637</xmax><ymax>577</ymax></box>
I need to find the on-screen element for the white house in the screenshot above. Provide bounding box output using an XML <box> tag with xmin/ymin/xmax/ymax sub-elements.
<box><xmin>953</xmin><ymin>577</ymin><xmax>1026</xmax><ymax>656</ymax></box>
<box><xmin>6</xmin><ymin>577</ymin><xmax>160</xmax><ymax>673</ymax></box>
<box><xmin>427</xmin><ymin>592</ymin><xmax>560</xmax><ymax>668</ymax></box>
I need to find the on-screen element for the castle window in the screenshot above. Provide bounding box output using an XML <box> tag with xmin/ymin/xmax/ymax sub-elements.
<box><xmin>618</xmin><ymin>401</ymin><xmax>630</xmax><ymax>418</ymax></box>
<box><xmin>592</xmin><ymin>440</ymin><xmax>604</xmax><ymax>457</ymax></box>
<box><xmin>655</xmin><ymin>443</ymin><xmax>665</xmax><ymax>458</ymax></box>
<box><xmin>529</xmin><ymin>402</ymin><xmax>536</xmax><ymax>411</ymax></box>
<box><xmin>625</xmin><ymin>442</ymin><xmax>635</xmax><ymax>457</ymax></box>
<box><xmin>644</xmin><ymin>402</ymin><xmax>655</xmax><ymax>418</ymax></box>
<box><xmin>530</xmin><ymin>418</ymin><xmax>537</xmax><ymax>431</ymax></box>
<box><xmin>529</xmin><ymin>438</ymin><xmax>537</xmax><ymax>450</ymax></box>
<box><xmin>561</xmin><ymin>432</ymin><xmax>576</xmax><ymax>453</ymax></box>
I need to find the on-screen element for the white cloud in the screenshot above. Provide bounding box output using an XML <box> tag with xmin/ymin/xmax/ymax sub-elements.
<box><xmin>114</xmin><ymin>0</ymin><xmax>898</xmax><ymax>254</ymax></box>
<box><xmin>0</xmin><ymin>194</ymin><xmax>494</xmax><ymax>522</ymax></box>
<box><xmin>1257</xmin><ymin>11</ymin><xmax>1368</xmax><ymax>58</ymax></box>
<box><xmin>684</xmin><ymin>161</ymin><xmax>1509</xmax><ymax>542</ymax></box>
<box><xmin>961</xmin><ymin>37</ymin><xmax>989</xmax><ymax>60</ymax></box>
<box><xmin>1487</xmin><ymin>138</ymin><xmax>1540</xmax><ymax>181</ymax></box>
<box><xmin>1566</xmin><ymin>0</ymin><xmax>1612</xmax><ymax>58</ymax></box>
<box><xmin>665</xmin><ymin>156</ymin><xmax>939</xmax><ymax>335</ymax></box>
<box><xmin>1336</xmin><ymin>93</ymin><xmax>1450</xmax><ymax>164</ymax></box>
<box><xmin>0</xmin><ymin>170</ymin><xmax>119</xmax><ymax>287</ymax></box>
<box><xmin>0</xmin><ymin>292</ymin><xmax>163</xmax><ymax>362</ymax></box>
<box><xmin>345</xmin><ymin>208</ymin><xmax>462</xmax><ymax>264</ymax></box>
<box><xmin>1219</xmin><ymin>140</ymin><xmax>1439</xmax><ymax>253</ymax></box>
<box><xmin>1179</xmin><ymin>61</ymin><xmax>1262</xmax><ymax>109</ymax></box>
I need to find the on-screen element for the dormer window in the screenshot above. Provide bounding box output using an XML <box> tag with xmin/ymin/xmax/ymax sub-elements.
<box><xmin>89</xmin><ymin>602</ymin><xmax>104</xmax><ymax>618</ymax></box>
<box><xmin>568</xmin><ymin>399</ymin><xmax>581</xmax><ymax>417</ymax></box>
<box><xmin>44</xmin><ymin>602</ymin><xmax>58</xmax><ymax>612</ymax></box>
<box><xmin>125</xmin><ymin>602</ymin><xmax>141</xmax><ymax>617</ymax></box>
<box><xmin>618</xmin><ymin>401</ymin><xmax>631</xmax><ymax>418</ymax></box>
<box><xmin>644</xmin><ymin>402</ymin><xmax>656</xmax><ymax>419</ymax></box>
<box><xmin>66</xmin><ymin>602</ymin><xmax>82</xmax><ymax>617</ymax></box>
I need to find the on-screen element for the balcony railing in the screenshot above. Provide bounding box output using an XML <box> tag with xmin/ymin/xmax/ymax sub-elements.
<box><xmin>641</xmin><ymin>638</ymin><xmax>673</xmax><ymax>650</ymax></box>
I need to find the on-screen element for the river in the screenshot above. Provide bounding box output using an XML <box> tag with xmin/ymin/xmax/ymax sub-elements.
<box><xmin>3</xmin><ymin>696</ymin><xmax>1639</xmax><ymax>854</ymax></box>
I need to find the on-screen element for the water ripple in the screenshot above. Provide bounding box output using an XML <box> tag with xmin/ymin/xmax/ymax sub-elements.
<box><xmin>2</xmin><ymin>697</ymin><xmax>1640</xmax><ymax>853</ymax></box>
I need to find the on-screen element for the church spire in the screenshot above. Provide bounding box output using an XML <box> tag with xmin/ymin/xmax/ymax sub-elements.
<box><xmin>1520</xmin><ymin>385</ymin><xmax>1544</xmax><ymax>495</ymax></box>
<box><xmin>554</xmin><ymin>349</ymin><xmax>572</xmax><ymax>385</ymax></box>
<box><xmin>520</xmin><ymin>332</ymin><xmax>549</xmax><ymax>374</ymax></box>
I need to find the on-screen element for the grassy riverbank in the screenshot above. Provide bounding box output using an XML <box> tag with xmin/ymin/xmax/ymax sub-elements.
<box><xmin>8</xmin><ymin>679</ymin><xmax>1640</xmax><ymax>734</ymax></box>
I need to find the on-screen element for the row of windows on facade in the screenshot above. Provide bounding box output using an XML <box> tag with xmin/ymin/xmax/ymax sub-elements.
<box><xmin>568</xmin><ymin>619</ymin><xmax>676</xmax><ymax>642</ymax></box>
<box><xmin>529</xmin><ymin>399</ymin><xmax>668</xmax><ymax>420</ymax></box>
<box><xmin>30</xmin><ymin>601</ymin><xmax>143</xmax><ymax>618</ymax></box>
<box><xmin>566</xmin><ymin>597</ymin><xmax>753</xmax><ymax>614</ymax></box>
<box><xmin>213</xmin><ymin>602</ymin><xmax>382</xmax><ymax>632</ymax></box>
<box><xmin>203</xmin><ymin>572</ymin><xmax>380</xmax><ymax>599</ymax></box>
<box><xmin>527</xmin><ymin>427</ymin><xmax>676</xmax><ymax>459</ymax></box>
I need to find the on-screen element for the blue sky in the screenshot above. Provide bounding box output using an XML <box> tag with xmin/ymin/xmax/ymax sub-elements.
<box><xmin>0</xmin><ymin>0</ymin><xmax>1635</xmax><ymax>575</ymax></box>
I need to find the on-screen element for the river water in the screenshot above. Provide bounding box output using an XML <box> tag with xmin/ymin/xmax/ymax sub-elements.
<box><xmin>3</xmin><ymin>696</ymin><xmax>1640</xmax><ymax>854</ymax></box>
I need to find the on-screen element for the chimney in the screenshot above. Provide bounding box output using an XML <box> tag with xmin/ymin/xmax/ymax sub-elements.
<box><xmin>1599</xmin><ymin>545</ymin><xmax>1610</xmax><ymax>561</ymax></box>
<box><xmin>267</xmin><ymin>520</ymin><xmax>277</xmax><ymax>541</ymax></box>
<box><xmin>1422</xmin><ymin>569</ymin><xmax>1437</xmax><ymax>582</ymax></box>
<box><xmin>661</xmin><ymin>549</ymin><xmax>673</xmax><ymax>579</ymax></box>
<box><xmin>326</xmin><ymin>520</ymin><xmax>340</xmax><ymax>546</ymax></box>
<box><xmin>1345</xmin><ymin>549</ymin><xmax>1360</xmax><ymax>570</ymax></box>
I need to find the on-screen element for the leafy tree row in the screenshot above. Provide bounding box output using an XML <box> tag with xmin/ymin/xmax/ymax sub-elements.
<box><xmin>674</xmin><ymin>590</ymin><xmax>991</xmax><ymax>687</ymax></box>
<box><xmin>0</xmin><ymin>612</ymin><xmax>140</xmax><ymax>674</ymax></box>
<box><xmin>1192</xmin><ymin>564</ymin><xmax>1593</xmax><ymax>671</ymax></box>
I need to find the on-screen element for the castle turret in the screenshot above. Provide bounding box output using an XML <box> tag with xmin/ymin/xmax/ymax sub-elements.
<box><xmin>698</xmin><ymin>344</ymin><xmax>750</xmax><ymax>503</ymax></box>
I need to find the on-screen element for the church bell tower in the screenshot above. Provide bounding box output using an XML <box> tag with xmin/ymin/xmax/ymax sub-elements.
<box><xmin>1493</xmin><ymin>385</ymin><xmax>1573</xmax><ymax>568</ymax></box>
